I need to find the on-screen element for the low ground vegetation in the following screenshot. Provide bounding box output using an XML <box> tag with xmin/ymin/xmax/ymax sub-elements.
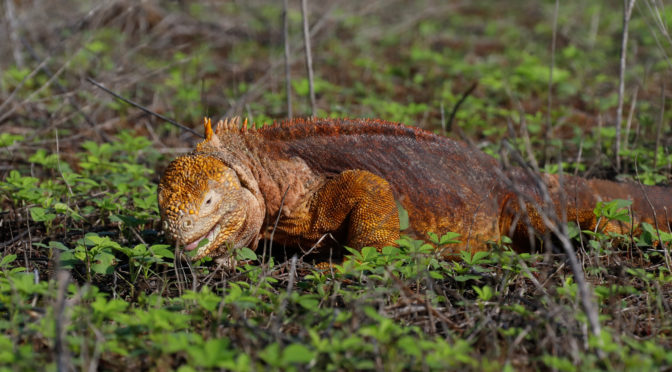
<box><xmin>1</xmin><ymin>1</ymin><xmax>672</xmax><ymax>370</ymax></box>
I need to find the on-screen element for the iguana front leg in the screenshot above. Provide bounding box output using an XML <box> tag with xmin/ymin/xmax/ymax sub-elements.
<box><xmin>276</xmin><ymin>169</ymin><xmax>400</xmax><ymax>251</ymax></box>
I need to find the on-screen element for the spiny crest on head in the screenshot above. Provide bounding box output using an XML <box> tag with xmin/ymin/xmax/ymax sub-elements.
<box><xmin>197</xmin><ymin>116</ymin><xmax>249</xmax><ymax>152</ymax></box>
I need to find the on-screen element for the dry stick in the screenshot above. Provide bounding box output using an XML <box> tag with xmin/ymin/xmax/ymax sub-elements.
<box><xmin>85</xmin><ymin>78</ymin><xmax>204</xmax><ymax>138</ymax></box>
<box><xmin>4</xmin><ymin>0</ymin><xmax>23</xmax><ymax>68</ymax></box>
<box><xmin>54</xmin><ymin>270</ymin><xmax>71</xmax><ymax>372</ymax></box>
<box><xmin>509</xmin><ymin>89</ymin><xmax>540</xmax><ymax>170</ymax></box>
<box><xmin>267</xmin><ymin>185</ymin><xmax>291</xmax><ymax>267</ymax></box>
<box><xmin>299</xmin><ymin>233</ymin><xmax>335</xmax><ymax>261</ymax></box>
<box><xmin>544</xmin><ymin>0</ymin><xmax>559</xmax><ymax>165</ymax></box>
<box><xmin>88</xmin><ymin>327</ymin><xmax>104</xmax><ymax>372</ymax></box>
<box><xmin>573</xmin><ymin>139</ymin><xmax>591</xmax><ymax>258</ymax></box>
<box><xmin>588</xmin><ymin>5</ymin><xmax>601</xmax><ymax>51</ymax></box>
<box><xmin>224</xmin><ymin>6</ymin><xmax>336</xmax><ymax>119</ymax></box>
<box><xmin>283</xmin><ymin>0</ymin><xmax>293</xmax><ymax>119</ymax></box>
<box><xmin>622</xmin><ymin>86</ymin><xmax>639</xmax><ymax>157</ymax></box>
<box><xmin>616</xmin><ymin>0</ymin><xmax>637</xmax><ymax>171</ymax></box>
<box><xmin>273</xmin><ymin>255</ymin><xmax>298</xmax><ymax>341</ymax></box>
<box><xmin>494</xmin><ymin>163</ymin><xmax>603</xmax><ymax>349</ymax></box>
<box><xmin>301</xmin><ymin>0</ymin><xmax>317</xmax><ymax>117</ymax></box>
<box><xmin>644</xmin><ymin>0</ymin><xmax>672</xmax><ymax>62</ymax></box>
<box><xmin>586</xmin><ymin>114</ymin><xmax>605</xmax><ymax>177</ymax></box>
<box><xmin>0</xmin><ymin>59</ymin><xmax>49</xmax><ymax>116</ymax></box>
<box><xmin>633</xmin><ymin>158</ymin><xmax>672</xmax><ymax>271</ymax></box>
<box><xmin>654</xmin><ymin>80</ymin><xmax>664</xmax><ymax>169</ymax></box>
<box><xmin>496</xmin><ymin>140</ymin><xmax>603</xmax><ymax>346</ymax></box>
<box><xmin>446</xmin><ymin>82</ymin><xmax>478</xmax><ymax>133</ymax></box>
<box><xmin>440</xmin><ymin>102</ymin><xmax>446</xmax><ymax>136</ymax></box>
<box><xmin>0</xmin><ymin>48</ymin><xmax>76</xmax><ymax>124</ymax></box>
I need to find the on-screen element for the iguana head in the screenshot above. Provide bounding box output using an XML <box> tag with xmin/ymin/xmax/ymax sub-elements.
<box><xmin>158</xmin><ymin>118</ymin><xmax>264</xmax><ymax>261</ymax></box>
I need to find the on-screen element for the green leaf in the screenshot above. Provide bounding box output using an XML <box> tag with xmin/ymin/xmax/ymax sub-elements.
<box><xmin>92</xmin><ymin>251</ymin><xmax>116</xmax><ymax>274</ymax></box>
<box><xmin>361</xmin><ymin>246</ymin><xmax>378</xmax><ymax>261</ymax></box>
<box><xmin>0</xmin><ymin>335</ymin><xmax>15</xmax><ymax>363</ymax></box>
<box><xmin>282</xmin><ymin>343</ymin><xmax>315</xmax><ymax>364</ymax></box>
<box><xmin>49</xmin><ymin>241</ymin><xmax>69</xmax><ymax>251</ymax></box>
<box><xmin>471</xmin><ymin>251</ymin><xmax>490</xmax><ymax>263</ymax></box>
<box><xmin>428</xmin><ymin>270</ymin><xmax>444</xmax><ymax>280</ymax></box>
<box><xmin>439</xmin><ymin>231</ymin><xmax>461</xmax><ymax>245</ymax></box>
<box><xmin>397</xmin><ymin>202</ymin><xmax>410</xmax><ymax>230</ymax></box>
<box><xmin>298</xmin><ymin>296</ymin><xmax>319</xmax><ymax>310</ymax></box>
<box><xmin>259</xmin><ymin>342</ymin><xmax>281</xmax><ymax>366</ymax></box>
<box><xmin>473</xmin><ymin>285</ymin><xmax>494</xmax><ymax>301</ymax></box>
<box><xmin>52</xmin><ymin>202</ymin><xmax>68</xmax><ymax>213</ymax></box>
<box><xmin>0</xmin><ymin>254</ymin><xmax>17</xmax><ymax>267</ymax></box>
<box><xmin>149</xmin><ymin>244</ymin><xmax>175</xmax><ymax>259</ymax></box>
<box><xmin>398</xmin><ymin>335</ymin><xmax>422</xmax><ymax>357</ymax></box>
<box><xmin>236</xmin><ymin>247</ymin><xmax>257</xmax><ymax>261</ymax></box>
<box><xmin>454</xmin><ymin>275</ymin><xmax>480</xmax><ymax>282</ymax></box>
<box><xmin>0</xmin><ymin>133</ymin><xmax>23</xmax><ymax>147</ymax></box>
<box><xmin>29</xmin><ymin>207</ymin><xmax>56</xmax><ymax>223</ymax></box>
<box><xmin>196</xmin><ymin>238</ymin><xmax>209</xmax><ymax>249</ymax></box>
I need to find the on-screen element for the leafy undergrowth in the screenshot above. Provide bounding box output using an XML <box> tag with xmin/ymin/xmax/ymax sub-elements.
<box><xmin>1</xmin><ymin>135</ymin><xmax>672</xmax><ymax>371</ymax></box>
<box><xmin>2</xmin><ymin>0</ymin><xmax>672</xmax><ymax>370</ymax></box>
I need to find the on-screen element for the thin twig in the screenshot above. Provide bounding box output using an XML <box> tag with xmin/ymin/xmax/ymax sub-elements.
<box><xmin>544</xmin><ymin>0</ymin><xmax>559</xmax><ymax>165</ymax></box>
<box><xmin>85</xmin><ymin>78</ymin><xmax>203</xmax><ymax>138</ymax></box>
<box><xmin>0</xmin><ymin>59</ymin><xmax>49</xmax><ymax>116</ymax></box>
<box><xmin>633</xmin><ymin>158</ymin><xmax>671</xmax><ymax>271</ymax></box>
<box><xmin>267</xmin><ymin>185</ymin><xmax>291</xmax><ymax>263</ymax></box>
<box><xmin>654</xmin><ymin>80</ymin><xmax>664</xmax><ymax>169</ymax></box>
<box><xmin>495</xmin><ymin>144</ymin><xmax>603</xmax><ymax>349</ymax></box>
<box><xmin>283</xmin><ymin>0</ymin><xmax>293</xmax><ymax>119</ymax></box>
<box><xmin>300</xmin><ymin>233</ymin><xmax>337</xmax><ymax>261</ymax></box>
<box><xmin>622</xmin><ymin>86</ymin><xmax>639</xmax><ymax>157</ymax></box>
<box><xmin>4</xmin><ymin>0</ymin><xmax>24</xmax><ymax>68</ymax></box>
<box><xmin>301</xmin><ymin>0</ymin><xmax>317</xmax><ymax>117</ymax></box>
<box><xmin>272</xmin><ymin>255</ymin><xmax>298</xmax><ymax>342</ymax></box>
<box><xmin>616</xmin><ymin>0</ymin><xmax>637</xmax><ymax>171</ymax></box>
<box><xmin>643</xmin><ymin>0</ymin><xmax>672</xmax><ymax>70</ymax></box>
<box><xmin>440</xmin><ymin>102</ymin><xmax>446</xmax><ymax>136</ymax></box>
<box><xmin>223</xmin><ymin>5</ymin><xmax>336</xmax><ymax>118</ymax></box>
<box><xmin>54</xmin><ymin>270</ymin><xmax>71</xmax><ymax>372</ymax></box>
<box><xmin>446</xmin><ymin>82</ymin><xmax>478</xmax><ymax>133</ymax></box>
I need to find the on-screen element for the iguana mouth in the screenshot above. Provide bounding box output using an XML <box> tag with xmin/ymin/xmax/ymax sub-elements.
<box><xmin>185</xmin><ymin>224</ymin><xmax>221</xmax><ymax>252</ymax></box>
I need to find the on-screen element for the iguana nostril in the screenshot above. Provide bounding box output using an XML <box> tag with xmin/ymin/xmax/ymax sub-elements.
<box><xmin>183</xmin><ymin>219</ymin><xmax>193</xmax><ymax>229</ymax></box>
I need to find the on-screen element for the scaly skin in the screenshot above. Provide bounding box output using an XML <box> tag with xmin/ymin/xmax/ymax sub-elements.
<box><xmin>158</xmin><ymin>117</ymin><xmax>672</xmax><ymax>264</ymax></box>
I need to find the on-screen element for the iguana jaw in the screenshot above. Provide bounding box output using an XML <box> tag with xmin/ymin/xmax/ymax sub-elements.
<box><xmin>184</xmin><ymin>223</ymin><xmax>220</xmax><ymax>252</ymax></box>
<box><xmin>184</xmin><ymin>207</ymin><xmax>247</xmax><ymax>260</ymax></box>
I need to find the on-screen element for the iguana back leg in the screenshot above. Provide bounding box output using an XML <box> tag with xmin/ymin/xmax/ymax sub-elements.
<box><xmin>275</xmin><ymin>169</ymin><xmax>400</xmax><ymax>251</ymax></box>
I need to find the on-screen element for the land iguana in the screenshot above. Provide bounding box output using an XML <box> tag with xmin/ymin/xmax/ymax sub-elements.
<box><xmin>158</xmin><ymin>117</ymin><xmax>672</xmax><ymax>264</ymax></box>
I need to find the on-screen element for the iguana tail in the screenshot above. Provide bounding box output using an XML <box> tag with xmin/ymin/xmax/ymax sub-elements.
<box><xmin>500</xmin><ymin>169</ymin><xmax>672</xmax><ymax>249</ymax></box>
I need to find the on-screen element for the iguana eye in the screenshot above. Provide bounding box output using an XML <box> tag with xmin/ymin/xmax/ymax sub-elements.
<box><xmin>200</xmin><ymin>191</ymin><xmax>218</xmax><ymax>215</ymax></box>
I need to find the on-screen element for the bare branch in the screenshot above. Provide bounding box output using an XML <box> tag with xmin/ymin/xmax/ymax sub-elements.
<box><xmin>544</xmin><ymin>0</ymin><xmax>559</xmax><ymax>165</ymax></box>
<box><xmin>654</xmin><ymin>80</ymin><xmax>664</xmax><ymax>169</ymax></box>
<box><xmin>4</xmin><ymin>0</ymin><xmax>24</xmax><ymax>68</ymax></box>
<box><xmin>86</xmin><ymin>78</ymin><xmax>203</xmax><ymax>138</ymax></box>
<box><xmin>622</xmin><ymin>86</ymin><xmax>639</xmax><ymax>156</ymax></box>
<box><xmin>54</xmin><ymin>270</ymin><xmax>71</xmax><ymax>372</ymax></box>
<box><xmin>283</xmin><ymin>0</ymin><xmax>293</xmax><ymax>119</ymax></box>
<box><xmin>301</xmin><ymin>0</ymin><xmax>317</xmax><ymax>117</ymax></box>
<box><xmin>446</xmin><ymin>82</ymin><xmax>478</xmax><ymax>133</ymax></box>
<box><xmin>616</xmin><ymin>0</ymin><xmax>637</xmax><ymax>171</ymax></box>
